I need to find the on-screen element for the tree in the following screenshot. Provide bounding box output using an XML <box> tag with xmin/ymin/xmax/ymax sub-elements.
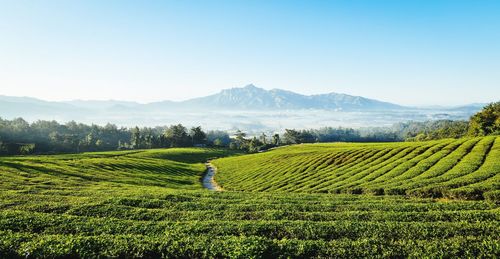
<box><xmin>272</xmin><ymin>134</ymin><xmax>280</xmax><ymax>146</ymax></box>
<box><xmin>234</xmin><ymin>130</ymin><xmax>248</xmax><ymax>150</ymax></box>
<box><xmin>468</xmin><ymin>102</ymin><xmax>500</xmax><ymax>136</ymax></box>
<box><xmin>159</xmin><ymin>134</ymin><xmax>169</xmax><ymax>148</ymax></box>
<box><xmin>248</xmin><ymin>137</ymin><xmax>262</xmax><ymax>153</ymax></box>
<box><xmin>131</xmin><ymin>127</ymin><xmax>141</xmax><ymax>149</ymax></box>
<box><xmin>213</xmin><ymin>138</ymin><xmax>224</xmax><ymax>147</ymax></box>
<box><xmin>19</xmin><ymin>143</ymin><xmax>35</xmax><ymax>155</ymax></box>
<box><xmin>259</xmin><ymin>133</ymin><xmax>267</xmax><ymax>145</ymax></box>
<box><xmin>190</xmin><ymin>126</ymin><xmax>207</xmax><ymax>145</ymax></box>
<box><xmin>141</xmin><ymin>128</ymin><xmax>156</xmax><ymax>149</ymax></box>
<box><xmin>283</xmin><ymin>129</ymin><xmax>301</xmax><ymax>144</ymax></box>
<box><xmin>298</xmin><ymin>130</ymin><xmax>316</xmax><ymax>143</ymax></box>
<box><xmin>234</xmin><ymin>130</ymin><xmax>246</xmax><ymax>141</ymax></box>
<box><xmin>207</xmin><ymin>130</ymin><xmax>230</xmax><ymax>147</ymax></box>
<box><xmin>164</xmin><ymin>124</ymin><xmax>190</xmax><ymax>147</ymax></box>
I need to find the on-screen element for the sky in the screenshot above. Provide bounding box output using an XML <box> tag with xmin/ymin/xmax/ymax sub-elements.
<box><xmin>0</xmin><ymin>0</ymin><xmax>499</xmax><ymax>106</ymax></box>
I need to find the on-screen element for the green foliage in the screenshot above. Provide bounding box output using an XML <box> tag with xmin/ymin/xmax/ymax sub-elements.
<box><xmin>1</xmin><ymin>102</ymin><xmax>499</xmax><ymax>156</ymax></box>
<box><xmin>0</xmin><ymin>117</ymin><xmax>218</xmax><ymax>155</ymax></box>
<box><xmin>0</xmin><ymin>144</ymin><xmax>498</xmax><ymax>257</ymax></box>
<box><xmin>398</xmin><ymin>120</ymin><xmax>469</xmax><ymax>141</ymax></box>
<box><xmin>207</xmin><ymin>130</ymin><xmax>231</xmax><ymax>147</ymax></box>
<box><xmin>283</xmin><ymin>129</ymin><xmax>301</xmax><ymax>144</ymax></box>
<box><xmin>484</xmin><ymin>190</ymin><xmax>500</xmax><ymax>204</ymax></box>
<box><xmin>190</xmin><ymin>126</ymin><xmax>207</xmax><ymax>145</ymax></box>
<box><xmin>214</xmin><ymin>136</ymin><xmax>500</xmax><ymax>200</ymax></box>
<box><xmin>398</xmin><ymin>101</ymin><xmax>500</xmax><ymax>141</ymax></box>
<box><xmin>469</xmin><ymin>101</ymin><xmax>500</xmax><ymax>136</ymax></box>
<box><xmin>163</xmin><ymin>124</ymin><xmax>191</xmax><ymax>147</ymax></box>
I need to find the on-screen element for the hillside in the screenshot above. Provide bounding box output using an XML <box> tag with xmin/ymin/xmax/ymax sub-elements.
<box><xmin>0</xmin><ymin>146</ymin><xmax>499</xmax><ymax>257</ymax></box>
<box><xmin>0</xmin><ymin>148</ymin><xmax>235</xmax><ymax>191</ymax></box>
<box><xmin>213</xmin><ymin>136</ymin><xmax>500</xmax><ymax>200</ymax></box>
<box><xmin>2</xmin><ymin>193</ymin><xmax>498</xmax><ymax>258</ymax></box>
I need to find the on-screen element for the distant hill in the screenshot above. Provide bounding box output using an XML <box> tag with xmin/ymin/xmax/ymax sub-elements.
<box><xmin>0</xmin><ymin>95</ymin><xmax>81</xmax><ymax>115</ymax></box>
<box><xmin>0</xmin><ymin>85</ymin><xmax>487</xmax><ymax>129</ymax></box>
<box><xmin>62</xmin><ymin>100</ymin><xmax>141</xmax><ymax>110</ymax></box>
<box><xmin>181</xmin><ymin>84</ymin><xmax>403</xmax><ymax>111</ymax></box>
<box><xmin>0</xmin><ymin>85</ymin><xmax>428</xmax><ymax>113</ymax></box>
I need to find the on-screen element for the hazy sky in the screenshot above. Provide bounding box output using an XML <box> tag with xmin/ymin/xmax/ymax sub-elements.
<box><xmin>1</xmin><ymin>0</ymin><xmax>499</xmax><ymax>106</ymax></box>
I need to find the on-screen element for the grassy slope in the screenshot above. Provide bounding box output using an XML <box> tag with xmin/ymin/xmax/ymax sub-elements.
<box><xmin>0</xmin><ymin>148</ymin><xmax>235</xmax><ymax>192</ymax></box>
<box><xmin>213</xmin><ymin>136</ymin><xmax>500</xmax><ymax>200</ymax></box>
<box><xmin>0</xmin><ymin>146</ymin><xmax>499</xmax><ymax>257</ymax></box>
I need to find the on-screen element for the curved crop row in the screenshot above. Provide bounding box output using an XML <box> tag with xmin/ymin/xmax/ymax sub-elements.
<box><xmin>213</xmin><ymin>136</ymin><xmax>500</xmax><ymax>200</ymax></box>
<box><xmin>0</xmin><ymin>147</ymin><xmax>498</xmax><ymax>257</ymax></box>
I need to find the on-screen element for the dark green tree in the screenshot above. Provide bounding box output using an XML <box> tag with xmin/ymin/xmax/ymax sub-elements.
<box><xmin>259</xmin><ymin>133</ymin><xmax>267</xmax><ymax>145</ymax></box>
<box><xmin>272</xmin><ymin>133</ymin><xmax>280</xmax><ymax>146</ymax></box>
<box><xmin>234</xmin><ymin>130</ymin><xmax>248</xmax><ymax>150</ymax></box>
<box><xmin>164</xmin><ymin>124</ymin><xmax>190</xmax><ymax>147</ymax></box>
<box><xmin>207</xmin><ymin>130</ymin><xmax>230</xmax><ymax>146</ymax></box>
<box><xmin>248</xmin><ymin>137</ymin><xmax>262</xmax><ymax>153</ymax></box>
<box><xmin>131</xmin><ymin>126</ymin><xmax>141</xmax><ymax>149</ymax></box>
<box><xmin>190</xmin><ymin>126</ymin><xmax>207</xmax><ymax>145</ymax></box>
<box><xmin>283</xmin><ymin>129</ymin><xmax>301</xmax><ymax>144</ymax></box>
<box><xmin>468</xmin><ymin>102</ymin><xmax>500</xmax><ymax>136</ymax></box>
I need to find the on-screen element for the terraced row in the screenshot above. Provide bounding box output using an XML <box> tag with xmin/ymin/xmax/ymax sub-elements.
<box><xmin>213</xmin><ymin>136</ymin><xmax>500</xmax><ymax>200</ymax></box>
<box><xmin>1</xmin><ymin>187</ymin><xmax>499</xmax><ymax>258</ymax></box>
<box><xmin>0</xmin><ymin>148</ymin><xmax>235</xmax><ymax>191</ymax></box>
<box><xmin>0</xmin><ymin>145</ymin><xmax>498</xmax><ymax>257</ymax></box>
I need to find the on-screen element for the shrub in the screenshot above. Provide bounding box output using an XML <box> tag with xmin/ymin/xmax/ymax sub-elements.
<box><xmin>444</xmin><ymin>188</ymin><xmax>484</xmax><ymax>200</ymax></box>
<box><xmin>484</xmin><ymin>190</ymin><xmax>500</xmax><ymax>204</ymax></box>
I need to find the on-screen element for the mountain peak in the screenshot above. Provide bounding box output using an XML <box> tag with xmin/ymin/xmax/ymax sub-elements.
<box><xmin>218</xmin><ymin>84</ymin><xmax>270</xmax><ymax>95</ymax></box>
<box><xmin>221</xmin><ymin>84</ymin><xmax>265</xmax><ymax>94</ymax></box>
<box><xmin>243</xmin><ymin>84</ymin><xmax>258</xmax><ymax>89</ymax></box>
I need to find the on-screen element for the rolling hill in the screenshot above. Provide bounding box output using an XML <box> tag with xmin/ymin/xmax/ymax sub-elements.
<box><xmin>213</xmin><ymin>136</ymin><xmax>500</xmax><ymax>200</ymax></box>
<box><xmin>0</xmin><ymin>145</ymin><xmax>498</xmax><ymax>257</ymax></box>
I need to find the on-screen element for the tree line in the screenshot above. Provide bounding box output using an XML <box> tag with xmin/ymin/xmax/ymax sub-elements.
<box><xmin>0</xmin><ymin>101</ymin><xmax>498</xmax><ymax>155</ymax></box>
<box><xmin>0</xmin><ymin>119</ymin><xmax>231</xmax><ymax>155</ymax></box>
<box><xmin>0</xmin><ymin>119</ymin><xmax>396</xmax><ymax>155</ymax></box>
<box><xmin>401</xmin><ymin>101</ymin><xmax>500</xmax><ymax>141</ymax></box>
<box><xmin>249</xmin><ymin>102</ymin><xmax>499</xmax><ymax>149</ymax></box>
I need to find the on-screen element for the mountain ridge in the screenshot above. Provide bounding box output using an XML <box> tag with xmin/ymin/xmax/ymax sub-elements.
<box><xmin>0</xmin><ymin>84</ymin><xmax>487</xmax><ymax>115</ymax></box>
<box><xmin>0</xmin><ymin>85</ymin><xmax>486</xmax><ymax>130</ymax></box>
<box><xmin>177</xmin><ymin>84</ymin><xmax>404</xmax><ymax>111</ymax></box>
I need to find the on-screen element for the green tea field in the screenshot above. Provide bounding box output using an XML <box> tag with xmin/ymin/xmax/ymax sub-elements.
<box><xmin>213</xmin><ymin>136</ymin><xmax>500</xmax><ymax>200</ymax></box>
<box><xmin>0</xmin><ymin>143</ymin><xmax>499</xmax><ymax>258</ymax></box>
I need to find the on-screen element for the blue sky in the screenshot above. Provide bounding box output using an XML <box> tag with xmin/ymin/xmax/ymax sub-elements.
<box><xmin>0</xmin><ymin>0</ymin><xmax>499</xmax><ymax>106</ymax></box>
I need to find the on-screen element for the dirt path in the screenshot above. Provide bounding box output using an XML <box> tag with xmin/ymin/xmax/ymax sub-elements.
<box><xmin>202</xmin><ymin>162</ymin><xmax>222</xmax><ymax>191</ymax></box>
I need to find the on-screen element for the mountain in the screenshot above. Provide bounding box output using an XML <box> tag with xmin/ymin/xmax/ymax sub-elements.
<box><xmin>62</xmin><ymin>100</ymin><xmax>141</xmax><ymax>110</ymax></box>
<box><xmin>0</xmin><ymin>85</ymin><xmax>486</xmax><ymax>130</ymax></box>
<box><xmin>183</xmin><ymin>84</ymin><xmax>403</xmax><ymax>111</ymax></box>
<box><xmin>0</xmin><ymin>95</ymin><xmax>81</xmax><ymax>116</ymax></box>
<box><xmin>1</xmin><ymin>85</ymin><xmax>484</xmax><ymax>113</ymax></box>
